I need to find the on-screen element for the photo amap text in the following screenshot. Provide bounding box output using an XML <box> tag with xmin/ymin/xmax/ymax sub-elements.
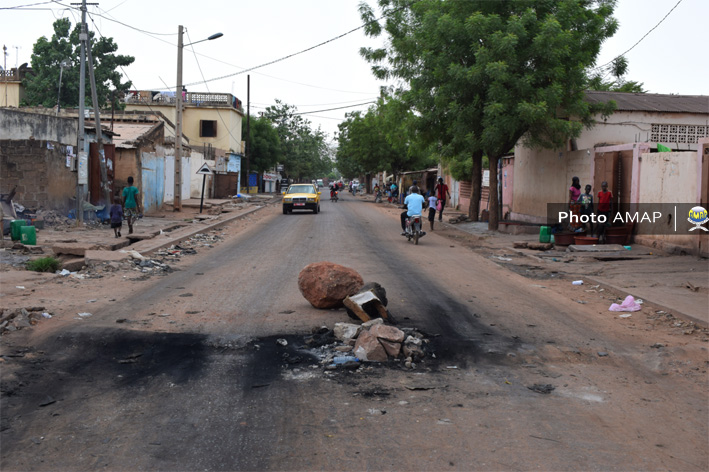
<box><xmin>558</xmin><ymin>211</ymin><xmax>663</xmax><ymax>224</ymax></box>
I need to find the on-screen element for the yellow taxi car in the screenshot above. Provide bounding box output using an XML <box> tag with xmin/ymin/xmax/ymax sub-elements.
<box><xmin>282</xmin><ymin>183</ymin><xmax>321</xmax><ymax>214</ymax></box>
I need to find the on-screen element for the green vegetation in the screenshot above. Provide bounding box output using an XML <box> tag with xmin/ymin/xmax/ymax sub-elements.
<box><xmin>262</xmin><ymin>101</ymin><xmax>332</xmax><ymax>181</ymax></box>
<box><xmin>22</xmin><ymin>18</ymin><xmax>134</xmax><ymax>109</ymax></box>
<box><xmin>26</xmin><ymin>257</ymin><xmax>61</xmax><ymax>273</ymax></box>
<box><xmin>359</xmin><ymin>0</ymin><xmax>620</xmax><ymax>228</ymax></box>
<box><xmin>336</xmin><ymin>95</ymin><xmax>434</xmax><ymax>181</ymax></box>
<box><xmin>243</xmin><ymin>115</ymin><xmax>282</xmax><ymax>173</ymax></box>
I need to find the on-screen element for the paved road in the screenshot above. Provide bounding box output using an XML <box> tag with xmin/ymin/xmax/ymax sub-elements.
<box><xmin>1</xmin><ymin>194</ymin><xmax>707</xmax><ymax>471</ymax></box>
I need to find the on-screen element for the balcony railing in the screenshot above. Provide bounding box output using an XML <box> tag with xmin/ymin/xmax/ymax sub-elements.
<box><xmin>123</xmin><ymin>90</ymin><xmax>243</xmax><ymax>112</ymax></box>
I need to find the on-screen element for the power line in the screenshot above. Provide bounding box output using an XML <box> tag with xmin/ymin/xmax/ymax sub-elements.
<box><xmin>292</xmin><ymin>101</ymin><xmax>376</xmax><ymax>116</ymax></box>
<box><xmin>592</xmin><ymin>0</ymin><xmax>684</xmax><ymax>72</ymax></box>
<box><xmin>180</xmin><ymin>4</ymin><xmax>410</xmax><ymax>88</ymax></box>
<box><xmin>1</xmin><ymin>1</ymin><xmax>55</xmax><ymax>9</ymax></box>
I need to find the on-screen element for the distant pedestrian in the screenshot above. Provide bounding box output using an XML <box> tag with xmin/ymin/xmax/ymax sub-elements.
<box><xmin>122</xmin><ymin>176</ymin><xmax>142</xmax><ymax>235</ymax></box>
<box><xmin>596</xmin><ymin>181</ymin><xmax>613</xmax><ymax>241</ymax></box>
<box><xmin>578</xmin><ymin>184</ymin><xmax>594</xmax><ymax>233</ymax></box>
<box><xmin>427</xmin><ymin>194</ymin><xmax>438</xmax><ymax>231</ymax></box>
<box><xmin>434</xmin><ymin>177</ymin><xmax>451</xmax><ymax>222</ymax></box>
<box><xmin>568</xmin><ymin>176</ymin><xmax>582</xmax><ymax>231</ymax></box>
<box><xmin>109</xmin><ymin>192</ymin><xmax>123</xmax><ymax>238</ymax></box>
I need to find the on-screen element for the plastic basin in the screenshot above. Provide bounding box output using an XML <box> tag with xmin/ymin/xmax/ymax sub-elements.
<box><xmin>574</xmin><ymin>236</ymin><xmax>599</xmax><ymax>245</ymax></box>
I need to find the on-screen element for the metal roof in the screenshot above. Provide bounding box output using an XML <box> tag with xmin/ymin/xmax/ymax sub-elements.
<box><xmin>111</xmin><ymin>122</ymin><xmax>159</xmax><ymax>149</ymax></box>
<box><xmin>585</xmin><ymin>91</ymin><xmax>709</xmax><ymax>115</ymax></box>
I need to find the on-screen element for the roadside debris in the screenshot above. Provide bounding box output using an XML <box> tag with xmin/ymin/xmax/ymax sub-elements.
<box><xmin>343</xmin><ymin>283</ymin><xmax>391</xmax><ymax>323</ymax></box>
<box><xmin>572</xmin><ymin>280</ymin><xmax>584</xmax><ymax>285</ymax></box>
<box><xmin>528</xmin><ymin>384</ymin><xmax>555</xmax><ymax>394</ymax></box>
<box><xmin>298</xmin><ymin>261</ymin><xmax>363</xmax><ymax>309</ymax></box>
<box><xmin>0</xmin><ymin>307</ymin><xmax>51</xmax><ymax>334</ymax></box>
<box><xmin>609</xmin><ymin>295</ymin><xmax>642</xmax><ymax>312</ymax></box>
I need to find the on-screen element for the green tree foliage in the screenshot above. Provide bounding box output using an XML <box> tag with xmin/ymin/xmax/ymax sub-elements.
<box><xmin>243</xmin><ymin>115</ymin><xmax>282</xmax><ymax>173</ymax></box>
<box><xmin>587</xmin><ymin>56</ymin><xmax>647</xmax><ymax>93</ymax></box>
<box><xmin>22</xmin><ymin>18</ymin><xmax>134</xmax><ymax>109</ymax></box>
<box><xmin>336</xmin><ymin>96</ymin><xmax>434</xmax><ymax>181</ymax></box>
<box><xmin>262</xmin><ymin>101</ymin><xmax>331</xmax><ymax>181</ymax></box>
<box><xmin>360</xmin><ymin>0</ymin><xmax>619</xmax><ymax>229</ymax></box>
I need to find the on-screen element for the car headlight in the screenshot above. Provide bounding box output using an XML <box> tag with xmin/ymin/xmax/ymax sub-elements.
<box><xmin>307</xmin><ymin>198</ymin><xmax>315</xmax><ymax>202</ymax></box>
<box><xmin>284</xmin><ymin>197</ymin><xmax>292</xmax><ymax>203</ymax></box>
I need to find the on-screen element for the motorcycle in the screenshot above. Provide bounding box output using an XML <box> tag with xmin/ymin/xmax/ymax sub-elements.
<box><xmin>403</xmin><ymin>214</ymin><xmax>425</xmax><ymax>245</ymax></box>
<box><xmin>374</xmin><ymin>190</ymin><xmax>382</xmax><ymax>203</ymax></box>
<box><xmin>330</xmin><ymin>189</ymin><xmax>339</xmax><ymax>202</ymax></box>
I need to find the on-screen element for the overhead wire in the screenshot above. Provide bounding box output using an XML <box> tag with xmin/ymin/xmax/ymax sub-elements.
<box><xmin>592</xmin><ymin>0</ymin><xmax>684</xmax><ymax>73</ymax></box>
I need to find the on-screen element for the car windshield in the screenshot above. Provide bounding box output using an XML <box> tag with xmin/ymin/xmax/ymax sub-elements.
<box><xmin>287</xmin><ymin>185</ymin><xmax>314</xmax><ymax>194</ymax></box>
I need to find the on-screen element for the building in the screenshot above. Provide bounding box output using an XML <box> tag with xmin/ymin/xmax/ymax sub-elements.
<box><xmin>123</xmin><ymin>90</ymin><xmax>244</xmax><ymax>159</ymax></box>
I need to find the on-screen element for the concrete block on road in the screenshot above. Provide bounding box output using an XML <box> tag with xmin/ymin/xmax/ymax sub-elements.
<box><xmin>84</xmin><ymin>250</ymin><xmax>131</xmax><ymax>267</ymax></box>
<box><xmin>52</xmin><ymin>243</ymin><xmax>99</xmax><ymax>256</ymax></box>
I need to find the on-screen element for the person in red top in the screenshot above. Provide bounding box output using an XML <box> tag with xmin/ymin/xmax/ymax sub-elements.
<box><xmin>434</xmin><ymin>177</ymin><xmax>451</xmax><ymax>222</ymax></box>
<box><xmin>596</xmin><ymin>181</ymin><xmax>613</xmax><ymax>240</ymax></box>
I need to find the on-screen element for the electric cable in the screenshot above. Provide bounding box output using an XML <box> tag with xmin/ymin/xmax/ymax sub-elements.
<box><xmin>592</xmin><ymin>0</ymin><xmax>684</xmax><ymax>72</ymax></box>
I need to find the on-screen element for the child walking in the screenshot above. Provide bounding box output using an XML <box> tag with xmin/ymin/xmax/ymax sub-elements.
<box><xmin>109</xmin><ymin>192</ymin><xmax>123</xmax><ymax>238</ymax></box>
<box><xmin>427</xmin><ymin>194</ymin><xmax>438</xmax><ymax>231</ymax></box>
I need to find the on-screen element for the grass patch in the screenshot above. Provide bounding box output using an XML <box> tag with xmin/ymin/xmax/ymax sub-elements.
<box><xmin>26</xmin><ymin>257</ymin><xmax>61</xmax><ymax>273</ymax></box>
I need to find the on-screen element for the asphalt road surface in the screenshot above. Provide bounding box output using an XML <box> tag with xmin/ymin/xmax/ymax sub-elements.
<box><xmin>1</xmin><ymin>193</ymin><xmax>707</xmax><ymax>471</ymax></box>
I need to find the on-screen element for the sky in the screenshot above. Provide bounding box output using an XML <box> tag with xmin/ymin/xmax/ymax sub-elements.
<box><xmin>2</xmin><ymin>0</ymin><xmax>707</xmax><ymax>141</ymax></box>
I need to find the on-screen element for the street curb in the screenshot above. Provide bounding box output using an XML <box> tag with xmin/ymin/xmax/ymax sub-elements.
<box><xmin>131</xmin><ymin>200</ymin><xmax>279</xmax><ymax>256</ymax></box>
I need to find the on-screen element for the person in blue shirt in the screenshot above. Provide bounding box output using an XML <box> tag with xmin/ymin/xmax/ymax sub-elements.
<box><xmin>400</xmin><ymin>186</ymin><xmax>425</xmax><ymax>235</ymax></box>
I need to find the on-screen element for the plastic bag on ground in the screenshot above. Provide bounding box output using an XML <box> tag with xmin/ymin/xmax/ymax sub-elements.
<box><xmin>609</xmin><ymin>295</ymin><xmax>642</xmax><ymax>312</ymax></box>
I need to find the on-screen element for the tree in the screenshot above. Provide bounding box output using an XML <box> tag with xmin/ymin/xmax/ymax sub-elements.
<box><xmin>262</xmin><ymin>101</ymin><xmax>331</xmax><ymax>181</ymax></box>
<box><xmin>360</xmin><ymin>0</ymin><xmax>619</xmax><ymax>229</ymax></box>
<box><xmin>587</xmin><ymin>56</ymin><xmax>647</xmax><ymax>93</ymax></box>
<box><xmin>243</xmin><ymin>115</ymin><xmax>282</xmax><ymax>173</ymax></box>
<box><xmin>336</xmin><ymin>96</ymin><xmax>433</xmax><ymax>182</ymax></box>
<box><xmin>23</xmin><ymin>18</ymin><xmax>134</xmax><ymax>109</ymax></box>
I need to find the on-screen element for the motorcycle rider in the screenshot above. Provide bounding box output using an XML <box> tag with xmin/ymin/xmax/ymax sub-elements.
<box><xmin>400</xmin><ymin>185</ymin><xmax>425</xmax><ymax>235</ymax></box>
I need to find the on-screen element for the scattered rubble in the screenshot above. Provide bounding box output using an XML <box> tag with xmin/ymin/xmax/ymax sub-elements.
<box><xmin>298</xmin><ymin>261</ymin><xmax>364</xmax><ymax>309</ymax></box>
<box><xmin>448</xmin><ymin>215</ymin><xmax>470</xmax><ymax>224</ymax></box>
<box><xmin>0</xmin><ymin>307</ymin><xmax>51</xmax><ymax>334</ymax></box>
<box><xmin>303</xmin><ymin>318</ymin><xmax>434</xmax><ymax>371</ymax></box>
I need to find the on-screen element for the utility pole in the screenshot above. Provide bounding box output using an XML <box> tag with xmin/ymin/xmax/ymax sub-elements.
<box><xmin>76</xmin><ymin>1</ymin><xmax>88</xmax><ymax>225</ymax></box>
<box><xmin>86</xmin><ymin>34</ymin><xmax>112</xmax><ymax>209</ymax></box>
<box><xmin>174</xmin><ymin>25</ymin><xmax>184</xmax><ymax>211</ymax></box>
<box><xmin>246</xmin><ymin>75</ymin><xmax>250</xmax><ymax>194</ymax></box>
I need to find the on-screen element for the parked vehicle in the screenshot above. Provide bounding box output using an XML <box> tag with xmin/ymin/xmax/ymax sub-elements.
<box><xmin>403</xmin><ymin>214</ymin><xmax>425</xmax><ymax>245</ymax></box>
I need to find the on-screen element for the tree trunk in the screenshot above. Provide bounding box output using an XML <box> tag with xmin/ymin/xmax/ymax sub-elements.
<box><xmin>488</xmin><ymin>154</ymin><xmax>499</xmax><ymax>231</ymax></box>
<box><xmin>467</xmin><ymin>150</ymin><xmax>483</xmax><ymax>221</ymax></box>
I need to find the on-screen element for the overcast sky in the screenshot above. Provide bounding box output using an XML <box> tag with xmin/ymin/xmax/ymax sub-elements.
<box><xmin>3</xmin><ymin>0</ymin><xmax>707</xmax><ymax>140</ymax></box>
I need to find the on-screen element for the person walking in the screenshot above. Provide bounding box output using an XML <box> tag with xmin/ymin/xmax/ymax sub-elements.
<box><xmin>109</xmin><ymin>192</ymin><xmax>123</xmax><ymax>238</ymax></box>
<box><xmin>122</xmin><ymin>176</ymin><xmax>142</xmax><ymax>235</ymax></box>
<box><xmin>434</xmin><ymin>177</ymin><xmax>451</xmax><ymax>222</ymax></box>
<box><xmin>427</xmin><ymin>193</ymin><xmax>438</xmax><ymax>231</ymax></box>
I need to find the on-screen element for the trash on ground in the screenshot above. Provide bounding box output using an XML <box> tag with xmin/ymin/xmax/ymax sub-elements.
<box><xmin>619</xmin><ymin>314</ymin><xmax>632</xmax><ymax>318</ymax></box>
<box><xmin>609</xmin><ymin>295</ymin><xmax>642</xmax><ymax>312</ymax></box>
<box><xmin>77</xmin><ymin>312</ymin><xmax>93</xmax><ymax>317</ymax></box>
<box><xmin>58</xmin><ymin>269</ymin><xmax>71</xmax><ymax>276</ymax></box>
<box><xmin>572</xmin><ymin>280</ymin><xmax>583</xmax><ymax>285</ymax></box>
<box><xmin>528</xmin><ymin>384</ymin><xmax>555</xmax><ymax>394</ymax></box>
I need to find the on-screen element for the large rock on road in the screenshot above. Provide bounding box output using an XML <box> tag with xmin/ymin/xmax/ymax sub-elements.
<box><xmin>298</xmin><ymin>262</ymin><xmax>364</xmax><ymax>309</ymax></box>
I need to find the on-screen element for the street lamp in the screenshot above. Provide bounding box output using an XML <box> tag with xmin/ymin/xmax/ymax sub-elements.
<box><xmin>174</xmin><ymin>27</ymin><xmax>223</xmax><ymax>211</ymax></box>
<box><xmin>56</xmin><ymin>58</ymin><xmax>71</xmax><ymax>116</ymax></box>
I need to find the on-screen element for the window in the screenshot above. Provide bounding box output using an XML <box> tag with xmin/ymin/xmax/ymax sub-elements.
<box><xmin>200</xmin><ymin>120</ymin><xmax>217</xmax><ymax>137</ymax></box>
